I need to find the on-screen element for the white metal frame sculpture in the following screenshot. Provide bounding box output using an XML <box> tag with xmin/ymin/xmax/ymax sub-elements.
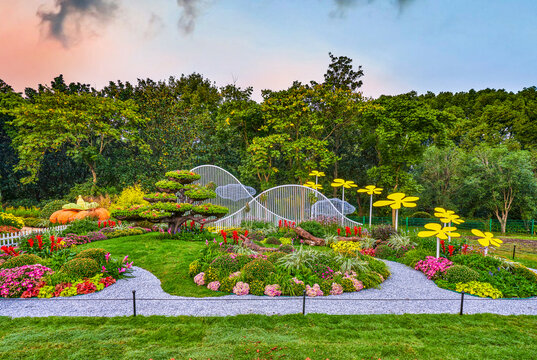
<box><xmin>190</xmin><ymin>165</ymin><xmax>362</xmax><ymax>230</ymax></box>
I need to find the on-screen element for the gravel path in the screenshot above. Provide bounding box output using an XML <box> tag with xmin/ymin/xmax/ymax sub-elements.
<box><xmin>1</xmin><ymin>261</ymin><xmax>536</xmax><ymax>318</ymax></box>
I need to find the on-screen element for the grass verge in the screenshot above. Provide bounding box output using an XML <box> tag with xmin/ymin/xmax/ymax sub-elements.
<box><xmin>0</xmin><ymin>314</ymin><xmax>535</xmax><ymax>360</ymax></box>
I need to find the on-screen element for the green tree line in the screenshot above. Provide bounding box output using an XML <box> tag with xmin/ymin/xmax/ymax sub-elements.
<box><xmin>2</xmin><ymin>54</ymin><xmax>537</xmax><ymax>231</ymax></box>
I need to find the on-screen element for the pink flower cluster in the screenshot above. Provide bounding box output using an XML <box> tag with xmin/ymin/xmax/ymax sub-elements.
<box><xmin>194</xmin><ymin>272</ymin><xmax>205</xmax><ymax>286</ymax></box>
<box><xmin>264</xmin><ymin>284</ymin><xmax>282</xmax><ymax>297</ymax></box>
<box><xmin>207</xmin><ymin>281</ymin><xmax>220</xmax><ymax>291</ymax></box>
<box><xmin>292</xmin><ymin>277</ymin><xmax>304</xmax><ymax>285</ymax></box>
<box><xmin>305</xmin><ymin>284</ymin><xmax>323</xmax><ymax>297</ymax></box>
<box><xmin>330</xmin><ymin>283</ymin><xmax>344</xmax><ymax>295</ymax></box>
<box><xmin>0</xmin><ymin>265</ymin><xmax>54</xmax><ymax>298</ymax></box>
<box><xmin>233</xmin><ymin>281</ymin><xmax>250</xmax><ymax>295</ymax></box>
<box><xmin>350</xmin><ymin>278</ymin><xmax>364</xmax><ymax>291</ymax></box>
<box><xmin>229</xmin><ymin>271</ymin><xmax>241</xmax><ymax>279</ymax></box>
<box><xmin>415</xmin><ymin>256</ymin><xmax>453</xmax><ymax>279</ymax></box>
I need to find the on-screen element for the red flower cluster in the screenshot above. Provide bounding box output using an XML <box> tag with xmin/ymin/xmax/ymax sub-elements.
<box><xmin>360</xmin><ymin>248</ymin><xmax>376</xmax><ymax>256</ymax></box>
<box><xmin>221</xmin><ymin>230</ymin><xmax>227</xmax><ymax>244</ymax></box>
<box><xmin>440</xmin><ymin>240</ymin><xmax>456</xmax><ymax>256</ymax></box>
<box><xmin>353</xmin><ymin>226</ymin><xmax>362</xmax><ymax>236</ymax></box>
<box><xmin>0</xmin><ymin>245</ymin><xmax>19</xmax><ymax>257</ymax></box>
<box><xmin>232</xmin><ymin>230</ymin><xmax>239</xmax><ymax>244</ymax></box>
<box><xmin>98</xmin><ymin>220</ymin><xmax>118</xmax><ymax>228</ymax></box>
<box><xmin>278</xmin><ymin>220</ymin><xmax>295</xmax><ymax>228</ymax></box>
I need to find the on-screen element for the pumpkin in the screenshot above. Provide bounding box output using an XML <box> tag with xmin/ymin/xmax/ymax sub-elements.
<box><xmin>49</xmin><ymin>208</ymin><xmax>110</xmax><ymax>224</ymax></box>
<box><xmin>50</xmin><ymin>210</ymin><xmax>79</xmax><ymax>224</ymax></box>
<box><xmin>73</xmin><ymin>210</ymin><xmax>91</xmax><ymax>220</ymax></box>
<box><xmin>92</xmin><ymin>208</ymin><xmax>110</xmax><ymax>221</ymax></box>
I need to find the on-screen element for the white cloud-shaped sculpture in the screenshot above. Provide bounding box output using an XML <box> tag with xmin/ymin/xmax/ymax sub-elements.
<box><xmin>312</xmin><ymin>198</ymin><xmax>356</xmax><ymax>216</ymax></box>
<box><xmin>215</xmin><ymin>184</ymin><xmax>256</xmax><ymax>201</ymax></box>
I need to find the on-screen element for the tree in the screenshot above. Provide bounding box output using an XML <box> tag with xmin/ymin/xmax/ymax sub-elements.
<box><xmin>7</xmin><ymin>91</ymin><xmax>150</xmax><ymax>185</ymax></box>
<box><xmin>459</xmin><ymin>145</ymin><xmax>537</xmax><ymax>233</ymax></box>
<box><xmin>323</xmin><ymin>52</ymin><xmax>364</xmax><ymax>91</ymax></box>
<box><xmin>111</xmin><ymin>170</ymin><xmax>228</xmax><ymax>233</ymax></box>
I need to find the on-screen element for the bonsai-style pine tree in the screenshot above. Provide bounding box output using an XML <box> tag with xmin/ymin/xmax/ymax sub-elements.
<box><xmin>112</xmin><ymin>170</ymin><xmax>228</xmax><ymax>233</ymax></box>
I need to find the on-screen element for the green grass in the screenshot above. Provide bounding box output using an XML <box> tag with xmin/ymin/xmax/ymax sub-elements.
<box><xmin>75</xmin><ymin>232</ymin><xmax>220</xmax><ymax>297</ymax></box>
<box><xmin>0</xmin><ymin>314</ymin><xmax>535</xmax><ymax>359</ymax></box>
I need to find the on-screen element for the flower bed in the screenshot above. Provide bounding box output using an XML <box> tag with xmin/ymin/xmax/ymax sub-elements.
<box><xmin>189</xmin><ymin>239</ymin><xmax>389</xmax><ymax>297</ymax></box>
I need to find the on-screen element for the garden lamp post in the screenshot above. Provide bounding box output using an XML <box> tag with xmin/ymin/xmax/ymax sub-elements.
<box><xmin>357</xmin><ymin>185</ymin><xmax>383</xmax><ymax>228</ymax></box>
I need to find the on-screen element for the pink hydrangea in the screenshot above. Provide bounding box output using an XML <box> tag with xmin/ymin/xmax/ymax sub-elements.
<box><xmin>415</xmin><ymin>256</ymin><xmax>453</xmax><ymax>279</ymax></box>
<box><xmin>229</xmin><ymin>271</ymin><xmax>241</xmax><ymax>279</ymax></box>
<box><xmin>305</xmin><ymin>284</ymin><xmax>323</xmax><ymax>297</ymax></box>
<box><xmin>330</xmin><ymin>283</ymin><xmax>344</xmax><ymax>295</ymax></box>
<box><xmin>233</xmin><ymin>281</ymin><xmax>250</xmax><ymax>295</ymax></box>
<box><xmin>194</xmin><ymin>272</ymin><xmax>205</xmax><ymax>286</ymax></box>
<box><xmin>207</xmin><ymin>281</ymin><xmax>220</xmax><ymax>291</ymax></box>
<box><xmin>264</xmin><ymin>284</ymin><xmax>282</xmax><ymax>297</ymax></box>
<box><xmin>351</xmin><ymin>278</ymin><xmax>363</xmax><ymax>291</ymax></box>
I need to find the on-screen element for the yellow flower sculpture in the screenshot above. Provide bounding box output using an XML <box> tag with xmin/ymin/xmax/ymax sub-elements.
<box><xmin>434</xmin><ymin>207</ymin><xmax>465</xmax><ymax>225</ymax></box>
<box><xmin>357</xmin><ymin>185</ymin><xmax>383</xmax><ymax>195</ymax></box>
<box><xmin>303</xmin><ymin>181</ymin><xmax>323</xmax><ymax>190</ymax></box>
<box><xmin>418</xmin><ymin>223</ymin><xmax>461</xmax><ymax>240</ymax></box>
<box><xmin>471</xmin><ymin>229</ymin><xmax>503</xmax><ymax>248</ymax></box>
<box><xmin>331</xmin><ymin>179</ymin><xmax>357</xmax><ymax>189</ymax></box>
<box><xmin>373</xmin><ymin>193</ymin><xmax>419</xmax><ymax>210</ymax></box>
<box><xmin>309</xmin><ymin>170</ymin><xmax>326</xmax><ymax>178</ymax></box>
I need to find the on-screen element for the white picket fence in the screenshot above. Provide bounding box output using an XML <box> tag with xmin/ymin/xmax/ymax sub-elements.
<box><xmin>0</xmin><ymin>225</ymin><xmax>68</xmax><ymax>247</ymax></box>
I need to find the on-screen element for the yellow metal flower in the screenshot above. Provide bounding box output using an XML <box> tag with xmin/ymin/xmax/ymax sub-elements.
<box><xmin>357</xmin><ymin>185</ymin><xmax>383</xmax><ymax>196</ymax></box>
<box><xmin>434</xmin><ymin>207</ymin><xmax>465</xmax><ymax>224</ymax></box>
<box><xmin>471</xmin><ymin>229</ymin><xmax>503</xmax><ymax>248</ymax></box>
<box><xmin>330</xmin><ymin>179</ymin><xmax>357</xmax><ymax>189</ymax></box>
<box><xmin>303</xmin><ymin>181</ymin><xmax>323</xmax><ymax>190</ymax></box>
<box><xmin>373</xmin><ymin>192</ymin><xmax>419</xmax><ymax>210</ymax></box>
<box><xmin>309</xmin><ymin>170</ymin><xmax>326</xmax><ymax>177</ymax></box>
<box><xmin>418</xmin><ymin>223</ymin><xmax>461</xmax><ymax>240</ymax></box>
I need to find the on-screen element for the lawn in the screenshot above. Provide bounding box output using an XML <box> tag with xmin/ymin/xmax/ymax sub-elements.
<box><xmin>75</xmin><ymin>232</ymin><xmax>219</xmax><ymax>297</ymax></box>
<box><xmin>0</xmin><ymin>314</ymin><xmax>536</xmax><ymax>360</ymax></box>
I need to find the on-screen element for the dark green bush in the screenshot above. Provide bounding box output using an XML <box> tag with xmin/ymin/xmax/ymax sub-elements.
<box><xmin>511</xmin><ymin>264</ymin><xmax>537</xmax><ymax>282</ymax></box>
<box><xmin>249</xmin><ymin>280</ymin><xmax>265</xmax><ymax>295</ymax></box>
<box><xmin>75</xmin><ymin>248</ymin><xmax>107</xmax><ymax>263</ymax></box>
<box><xmin>401</xmin><ymin>249</ymin><xmax>434</xmax><ymax>267</ymax></box>
<box><xmin>374</xmin><ymin>244</ymin><xmax>396</xmax><ymax>259</ymax></box>
<box><xmin>210</xmin><ymin>255</ymin><xmax>241</xmax><ymax>276</ymax></box>
<box><xmin>298</xmin><ymin>220</ymin><xmax>325</xmax><ymax>238</ymax></box>
<box><xmin>443</xmin><ymin>265</ymin><xmax>480</xmax><ymax>284</ymax></box>
<box><xmin>219</xmin><ymin>277</ymin><xmax>237</xmax><ymax>293</ymax></box>
<box><xmin>340</xmin><ymin>277</ymin><xmax>355</xmax><ymax>292</ymax></box>
<box><xmin>410</xmin><ymin>211</ymin><xmax>431</xmax><ymax>218</ymax></box>
<box><xmin>367</xmin><ymin>257</ymin><xmax>390</xmax><ymax>278</ymax></box>
<box><xmin>40</xmin><ymin>200</ymin><xmax>68</xmax><ymax>219</ymax></box>
<box><xmin>279</xmin><ymin>244</ymin><xmax>294</xmax><ymax>253</ymax></box>
<box><xmin>319</xmin><ymin>280</ymin><xmax>332</xmax><ymax>296</ymax></box>
<box><xmin>371</xmin><ymin>225</ymin><xmax>396</xmax><ymax>241</ymax></box>
<box><xmin>451</xmin><ymin>254</ymin><xmax>502</xmax><ymax>272</ymax></box>
<box><xmin>266</xmin><ymin>252</ymin><xmax>286</xmax><ymax>264</ymax></box>
<box><xmin>43</xmin><ymin>272</ymin><xmax>76</xmax><ymax>287</ymax></box>
<box><xmin>242</xmin><ymin>259</ymin><xmax>275</xmax><ymax>281</ymax></box>
<box><xmin>60</xmin><ymin>258</ymin><xmax>100</xmax><ymax>279</ymax></box>
<box><xmin>61</xmin><ymin>218</ymin><xmax>99</xmax><ymax>236</ymax></box>
<box><xmin>106</xmin><ymin>228</ymin><xmax>146</xmax><ymax>239</ymax></box>
<box><xmin>265</xmin><ymin>237</ymin><xmax>282</xmax><ymax>245</ymax></box>
<box><xmin>203</xmin><ymin>267</ymin><xmax>219</xmax><ymax>283</ymax></box>
<box><xmin>1</xmin><ymin>254</ymin><xmax>43</xmax><ymax>269</ymax></box>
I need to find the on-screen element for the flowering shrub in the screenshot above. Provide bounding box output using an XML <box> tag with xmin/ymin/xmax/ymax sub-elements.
<box><xmin>207</xmin><ymin>281</ymin><xmax>220</xmax><ymax>291</ymax></box>
<box><xmin>455</xmin><ymin>281</ymin><xmax>503</xmax><ymax>299</ymax></box>
<box><xmin>194</xmin><ymin>272</ymin><xmax>205</xmax><ymax>286</ymax></box>
<box><xmin>331</xmin><ymin>241</ymin><xmax>361</xmax><ymax>256</ymax></box>
<box><xmin>249</xmin><ymin>280</ymin><xmax>265</xmax><ymax>295</ymax></box>
<box><xmin>0</xmin><ymin>212</ymin><xmax>24</xmax><ymax>229</ymax></box>
<box><xmin>233</xmin><ymin>281</ymin><xmax>249</xmax><ymax>295</ymax></box>
<box><xmin>330</xmin><ymin>282</ymin><xmax>344</xmax><ymax>295</ymax></box>
<box><xmin>415</xmin><ymin>256</ymin><xmax>453</xmax><ymax>279</ymax></box>
<box><xmin>242</xmin><ymin>259</ymin><xmax>275</xmax><ymax>281</ymax></box>
<box><xmin>264</xmin><ymin>284</ymin><xmax>281</xmax><ymax>297</ymax></box>
<box><xmin>305</xmin><ymin>284</ymin><xmax>323</xmax><ymax>297</ymax></box>
<box><xmin>360</xmin><ymin>248</ymin><xmax>375</xmax><ymax>256</ymax></box>
<box><xmin>0</xmin><ymin>264</ymin><xmax>53</xmax><ymax>298</ymax></box>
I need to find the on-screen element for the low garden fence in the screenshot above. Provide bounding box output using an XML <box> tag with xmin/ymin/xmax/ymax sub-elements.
<box><xmin>0</xmin><ymin>225</ymin><xmax>68</xmax><ymax>247</ymax></box>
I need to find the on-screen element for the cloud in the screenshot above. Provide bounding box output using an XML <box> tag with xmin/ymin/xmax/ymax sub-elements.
<box><xmin>176</xmin><ymin>0</ymin><xmax>203</xmax><ymax>34</ymax></box>
<box><xmin>37</xmin><ymin>0</ymin><xmax>118</xmax><ymax>47</ymax></box>
<box><xmin>331</xmin><ymin>0</ymin><xmax>415</xmax><ymax>17</ymax></box>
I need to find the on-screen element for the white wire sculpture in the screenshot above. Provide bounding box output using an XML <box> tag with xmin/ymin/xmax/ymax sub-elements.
<box><xmin>190</xmin><ymin>164</ymin><xmax>362</xmax><ymax>230</ymax></box>
<box><xmin>312</xmin><ymin>198</ymin><xmax>356</xmax><ymax>216</ymax></box>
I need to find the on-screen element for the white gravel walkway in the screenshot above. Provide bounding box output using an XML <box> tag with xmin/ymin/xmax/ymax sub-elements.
<box><xmin>1</xmin><ymin>261</ymin><xmax>536</xmax><ymax>318</ymax></box>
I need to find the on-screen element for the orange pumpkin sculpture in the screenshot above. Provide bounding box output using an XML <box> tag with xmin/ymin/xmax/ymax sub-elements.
<box><xmin>49</xmin><ymin>196</ymin><xmax>110</xmax><ymax>224</ymax></box>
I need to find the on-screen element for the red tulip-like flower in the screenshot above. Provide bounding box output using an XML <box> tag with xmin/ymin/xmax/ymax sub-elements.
<box><xmin>27</xmin><ymin>238</ymin><xmax>34</xmax><ymax>248</ymax></box>
<box><xmin>337</xmin><ymin>228</ymin><xmax>341</xmax><ymax>236</ymax></box>
<box><xmin>232</xmin><ymin>230</ymin><xmax>239</xmax><ymax>244</ymax></box>
<box><xmin>345</xmin><ymin>226</ymin><xmax>351</xmax><ymax>237</ymax></box>
<box><xmin>440</xmin><ymin>239</ymin><xmax>446</xmax><ymax>253</ymax></box>
<box><xmin>354</xmin><ymin>226</ymin><xmax>358</xmax><ymax>236</ymax></box>
<box><xmin>278</xmin><ymin>220</ymin><xmax>282</xmax><ymax>228</ymax></box>
<box><xmin>37</xmin><ymin>235</ymin><xmax>43</xmax><ymax>250</ymax></box>
<box><xmin>244</xmin><ymin>230</ymin><xmax>248</xmax><ymax>238</ymax></box>
<box><xmin>98</xmin><ymin>220</ymin><xmax>102</xmax><ymax>228</ymax></box>
<box><xmin>221</xmin><ymin>230</ymin><xmax>227</xmax><ymax>244</ymax></box>
<box><xmin>448</xmin><ymin>245</ymin><xmax>455</xmax><ymax>256</ymax></box>
<box><xmin>358</xmin><ymin>226</ymin><xmax>362</xmax><ymax>237</ymax></box>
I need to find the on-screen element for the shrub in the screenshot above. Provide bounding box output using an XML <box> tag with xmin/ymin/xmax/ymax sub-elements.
<box><xmin>60</xmin><ymin>258</ymin><xmax>100</xmax><ymax>279</ymax></box>
<box><xmin>279</xmin><ymin>244</ymin><xmax>294</xmax><ymax>253</ymax></box>
<box><xmin>410</xmin><ymin>211</ymin><xmax>431</xmax><ymax>218</ymax></box>
<box><xmin>75</xmin><ymin>248</ymin><xmax>107</xmax><ymax>263</ymax></box>
<box><xmin>415</xmin><ymin>256</ymin><xmax>453</xmax><ymax>280</ymax></box>
<box><xmin>511</xmin><ymin>264</ymin><xmax>537</xmax><ymax>282</ymax></box>
<box><xmin>189</xmin><ymin>260</ymin><xmax>201</xmax><ymax>277</ymax></box>
<box><xmin>105</xmin><ymin>228</ymin><xmax>146</xmax><ymax>239</ymax></box>
<box><xmin>298</xmin><ymin>220</ymin><xmax>325</xmax><ymax>238</ymax></box>
<box><xmin>0</xmin><ymin>213</ymin><xmax>24</xmax><ymax>229</ymax></box>
<box><xmin>387</xmin><ymin>234</ymin><xmax>416</xmax><ymax>251</ymax></box>
<box><xmin>61</xmin><ymin>218</ymin><xmax>99</xmax><ymax>236</ymax></box>
<box><xmin>367</xmin><ymin>257</ymin><xmax>391</xmax><ymax>279</ymax></box>
<box><xmin>1</xmin><ymin>254</ymin><xmax>43</xmax><ymax>269</ymax></box>
<box><xmin>401</xmin><ymin>249</ymin><xmax>434</xmax><ymax>267</ymax></box>
<box><xmin>249</xmin><ymin>280</ymin><xmax>265</xmax><ymax>295</ymax></box>
<box><xmin>242</xmin><ymin>259</ymin><xmax>275</xmax><ymax>282</ymax></box>
<box><xmin>444</xmin><ymin>265</ymin><xmax>480</xmax><ymax>284</ymax></box>
<box><xmin>371</xmin><ymin>225</ymin><xmax>396</xmax><ymax>241</ymax></box>
<box><xmin>40</xmin><ymin>200</ymin><xmax>68</xmax><ymax>219</ymax></box>
<box><xmin>451</xmin><ymin>254</ymin><xmax>503</xmax><ymax>272</ymax></box>
<box><xmin>111</xmin><ymin>184</ymin><xmax>148</xmax><ymax>209</ymax></box>
<box><xmin>219</xmin><ymin>277</ymin><xmax>237</xmax><ymax>293</ymax></box>
<box><xmin>319</xmin><ymin>280</ymin><xmax>332</xmax><ymax>296</ymax></box>
<box><xmin>279</xmin><ymin>237</ymin><xmax>292</xmax><ymax>245</ymax></box>
<box><xmin>22</xmin><ymin>218</ymin><xmax>48</xmax><ymax>228</ymax></box>
<box><xmin>203</xmin><ymin>267</ymin><xmax>219</xmax><ymax>283</ymax></box>
<box><xmin>211</xmin><ymin>255</ymin><xmax>241</xmax><ymax>276</ymax></box>
<box><xmin>341</xmin><ymin>277</ymin><xmax>355</xmax><ymax>292</ymax></box>
<box><xmin>331</xmin><ymin>241</ymin><xmax>361</xmax><ymax>256</ymax></box>
<box><xmin>264</xmin><ymin>237</ymin><xmax>281</xmax><ymax>245</ymax></box>
<box><xmin>455</xmin><ymin>281</ymin><xmax>503</xmax><ymax>299</ymax></box>
<box><xmin>266</xmin><ymin>252</ymin><xmax>286</xmax><ymax>264</ymax></box>
<box><xmin>374</xmin><ymin>244</ymin><xmax>396</xmax><ymax>259</ymax></box>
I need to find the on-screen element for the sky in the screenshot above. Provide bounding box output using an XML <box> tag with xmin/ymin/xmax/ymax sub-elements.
<box><xmin>1</xmin><ymin>0</ymin><xmax>536</xmax><ymax>101</ymax></box>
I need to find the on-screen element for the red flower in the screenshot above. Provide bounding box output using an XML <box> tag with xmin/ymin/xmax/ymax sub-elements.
<box><xmin>37</xmin><ymin>235</ymin><xmax>43</xmax><ymax>250</ymax></box>
<box><xmin>50</xmin><ymin>236</ymin><xmax>56</xmax><ymax>252</ymax></box>
<box><xmin>358</xmin><ymin>226</ymin><xmax>362</xmax><ymax>237</ymax></box>
<box><xmin>27</xmin><ymin>238</ymin><xmax>35</xmax><ymax>247</ymax></box>
<box><xmin>440</xmin><ymin>239</ymin><xmax>446</xmax><ymax>253</ymax></box>
<box><xmin>354</xmin><ymin>226</ymin><xmax>358</xmax><ymax>236</ymax></box>
<box><xmin>232</xmin><ymin>230</ymin><xmax>239</xmax><ymax>244</ymax></box>
<box><xmin>221</xmin><ymin>230</ymin><xmax>227</xmax><ymax>244</ymax></box>
<box><xmin>278</xmin><ymin>220</ymin><xmax>282</xmax><ymax>228</ymax></box>
<box><xmin>0</xmin><ymin>246</ymin><xmax>8</xmax><ymax>255</ymax></box>
<box><xmin>244</xmin><ymin>230</ymin><xmax>248</xmax><ymax>238</ymax></box>
<box><xmin>292</xmin><ymin>222</ymin><xmax>296</xmax><ymax>228</ymax></box>
<box><xmin>98</xmin><ymin>220</ymin><xmax>102</xmax><ymax>228</ymax></box>
<box><xmin>345</xmin><ymin>226</ymin><xmax>351</xmax><ymax>237</ymax></box>
<box><xmin>284</xmin><ymin>220</ymin><xmax>288</xmax><ymax>227</ymax></box>
<box><xmin>337</xmin><ymin>228</ymin><xmax>341</xmax><ymax>236</ymax></box>
<box><xmin>448</xmin><ymin>245</ymin><xmax>455</xmax><ymax>256</ymax></box>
